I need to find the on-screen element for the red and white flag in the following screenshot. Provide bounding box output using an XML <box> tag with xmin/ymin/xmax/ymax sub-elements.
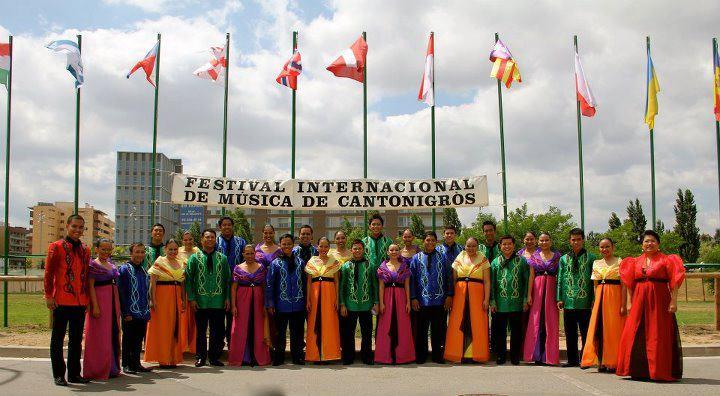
<box><xmin>276</xmin><ymin>50</ymin><xmax>302</xmax><ymax>90</ymax></box>
<box><xmin>326</xmin><ymin>35</ymin><xmax>367</xmax><ymax>83</ymax></box>
<box><xmin>574</xmin><ymin>51</ymin><xmax>596</xmax><ymax>117</ymax></box>
<box><xmin>193</xmin><ymin>46</ymin><xmax>227</xmax><ymax>83</ymax></box>
<box><xmin>127</xmin><ymin>41</ymin><xmax>159</xmax><ymax>87</ymax></box>
<box><xmin>418</xmin><ymin>33</ymin><xmax>434</xmax><ymax>106</ymax></box>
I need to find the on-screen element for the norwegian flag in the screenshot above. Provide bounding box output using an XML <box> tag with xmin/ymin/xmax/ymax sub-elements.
<box><xmin>276</xmin><ymin>50</ymin><xmax>302</xmax><ymax>90</ymax></box>
<box><xmin>193</xmin><ymin>46</ymin><xmax>227</xmax><ymax>82</ymax></box>
<box><xmin>326</xmin><ymin>35</ymin><xmax>367</xmax><ymax>83</ymax></box>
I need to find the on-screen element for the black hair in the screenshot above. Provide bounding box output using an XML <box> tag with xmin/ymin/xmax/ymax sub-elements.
<box><xmin>369</xmin><ymin>213</ymin><xmax>384</xmax><ymax>226</ymax></box>
<box><xmin>482</xmin><ymin>220</ymin><xmax>496</xmax><ymax>230</ymax></box>
<box><xmin>243</xmin><ymin>243</ymin><xmax>255</xmax><ymax>252</ymax></box>
<box><xmin>334</xmin><ymin>230</ymin><xmax>346</xmax><ymax>237</ymax></box>
<box><xmin>351</xmin><ymin>239</ymin><xmax>365</xmax><ymax>248</ymax></box>
<box><xmin>152</xmin><ymin>223</ymin><xmax>165</xmax><ymax>232</ymax></box>
<box><xmin>642</xmin><ymin>230</ymin><xmax>661</xmax><ymax>244</ymax></box>
<box><xmin>539</xmin><ymin>232</ymin><xmax>552</xmax><ymax>239</ymax></box>
<box><xmin>465</xmin><ymin>236</ymin><xmax>479</xmax><ymax>245</ymax></box>
<box><xmin>66</xmin><ymin>214</ymin><xmax>85</xmax><ymax>225</ymax></box>
<box><xmin>299</xmin><ymin>224</ymin><xmax>313</xmax><ymax>233</ymax></box>
<box><xmin>569</xmin><ymin>228</ymin><xmax>585</xmax><ymax>239</ymax></box>
<box><xmin>443</xmin><ymin>225</ymin><xmax>458</xmax><ymax>233</ymax></box>
<box><xmin>129</xmin><ymin>242</ymin><xmax>145</xmax><ymax>253</ymax></box>
<box><xmin>94</xmin><ymin>238</ymin><xmax>113</xmax><ymax>248</ymax></box>
<box><xmin>524</xmin><ymin>230</ymin><xmax>537</xmax><ymax>238</ymax></box>
<box><xmin>500</xmin><ymin>235</ymin><xmax>516</xmax><ymax>244</ymax></box>
<box><xmin>165</xmin><ymin>238</ymin><xmax>180</xmax><ymax>248</ymax></box>
<box><xmin>317</xmin><ymin>236</ymin><xmax>331</xmax><ymax>245</ymax></box>
<box><xmin>218</xmin><ymin>216</ymin><xmax>234</xmax><ymax>227</ymax></box>
<box><xmin>201</xmin><ymin>228</ymin><xmax>217</xmax><ymax>237</ymax></box>
<box><xmin>423</xmin><ymin>231</ymin><xmax>438</xmax><ymax>240</ymax></box>
<box><xmin>279</xmin><ymin>233</ymin><xmax>295</xmax><ymax>243</ymax></box>
<box><xmin>263</xmin><ymin>224</ymin><xmax>275</xmax><ymax>231</ymax></box>
<box><xmin>599</xmin><ymin>237</ymin><xmax>615</xmax><ymax>246</ymax></box>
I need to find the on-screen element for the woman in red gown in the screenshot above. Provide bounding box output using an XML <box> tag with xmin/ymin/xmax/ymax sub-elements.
<box><xmin>616</xmin><ymin>230</ymin><xmax>684</xmax><ymax>382</ymax></box>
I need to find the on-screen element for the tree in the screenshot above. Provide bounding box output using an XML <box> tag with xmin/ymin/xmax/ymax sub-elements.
<box><xmin>188</xmin><ymin>221</ymin><xmax>202</xmax><ymax>246</ymax></box>
<box><xmin>442</xmin><ymin>208</ymin><xmax>462</xmax><ymax>231</ymax></box>
<box><xmin>608</xmin><ymin>212</ymin><xmax>621</xmax><ymax>230</ymax></box>
<box><xmin>228</xmin><ymin>209</ymin><xmax>253</xmax><ymax>243</ymax></box>
<box><xmin>626</xmin><ymin>198</ymin><xmax>647</xmax><ymax>242</ymax></box>
<box><xmin>674</xmin><ymin>188</ymin><xmax>700</xmax><ymax>263</ymax></box>
<box><xmin>460</xmin><ymin>210</ymin><xmax>498</xmax><ymax>244</ymax></box>
<box><xmin>655</xmin><ymin>219</ymin><xmax>666</xmax><ymax>234</ymax></box>
<box><xmin>714</xmin><ymin>229</ymin><xmax>720</xmax><ymax>244</ymax></box>
<box><xmin>340</xmin><ymin>217</ymin><xmax>364</xmax><ymax>245</ymax></box>
<box><xmin>602</xmin><ymin>220</ymin><xmax>642</xmax><ymax>258</ymax></box>
<box><xmin>410</xmin><ymin>214</ymin><xmax>426</xmax><ymax>239</ymax></box>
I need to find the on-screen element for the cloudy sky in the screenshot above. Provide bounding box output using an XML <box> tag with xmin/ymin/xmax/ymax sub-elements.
<box><xmin>2</xmin><ymin>0</ymin><xmax>720</xmax><ymax>233</ymax></box>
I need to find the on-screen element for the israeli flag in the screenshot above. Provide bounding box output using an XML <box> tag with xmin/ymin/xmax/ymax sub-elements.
<box><xmin>46</xmin><ymin>40</ymin><xmax>84</xmax><ymax>88</ymax></box>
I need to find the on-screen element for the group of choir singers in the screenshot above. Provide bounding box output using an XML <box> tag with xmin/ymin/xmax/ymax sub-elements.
<box><xmin>43</xmin><ymin>213</ymin><xmax>685</xmax><ymax>387</ymax></box>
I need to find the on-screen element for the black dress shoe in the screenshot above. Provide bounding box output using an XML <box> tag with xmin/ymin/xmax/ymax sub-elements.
<box><xmin>209</xmin><ymin>360</ymin><xmax>225</xmax><ymax>367</ymax></box>
<box><xmin>135</xmin><ymin>365</ymin><xmax>153</xmax><ymax>372</ymax></box>
<box><xmin>68</xmin><ymin>376</ymin><xmax>91</xmax><ymax>384</ymax></box>
<box><xmin>496</xmin><ymin>359</ymin><xmax>506</xmax><ymax>365</ymax></box>
<box><xmin>562</xmin><ymin>362</ymin><xmax>580</xmax><ymax>368</ymax></box>
<box><xmin>511</xmin><ymin>360</ymin><xmax>520</xmax><ymax>366</ymax></box>
<box><xmin>195</xmin><ymin>359</ymin><xmax>206</xmax><ymax>367</ymax></box>
<box><xmin>54</xmin><ymin>377</ymin><xmax>68</xmax><ymax>386</ymax></box>
<box><xmin>292</xmin><ymin>359</ymin><xmax>305</xmax><ymax>366</ymax></box>
<box><xmin>272</xmin><ymin>360</ymin><xmax>284</xmax><ymax>366</ymax></box>
<box><xmin>432</xmin><ymin>358</ymin><xmax>445</xmax><ymax>364</ymax></box>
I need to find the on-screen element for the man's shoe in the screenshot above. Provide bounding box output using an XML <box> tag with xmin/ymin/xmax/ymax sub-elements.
<box><xmin>54</xmin><ymin>377</ymin><xmax>68</xmax><ymax>386</ymax></box>
<box><xmin>496</xmin><ymin>358</ymin><xmax>506</xmax><ymax>365</ymax></box>
<box><xmin>123</xmin><ymin>366</ymin><xmax>137</xmax><ymax>374</ymax></box>
<box><xmin>562</xmin><ymin>362</ymin><xmax>580</xmax><ymax>368</ymax></box>
<box><xmin>292</xmin><ymin>358</ymin><xmax>305</xmax><ymax>366</ymax></box>
<box><xmin>511</xmin><ymin>360</ymin><xmax>520</xmax><ymax>366</ymax></box>
<box><xmin>68</xmin><ymin>376</ymin><xmax>91</xmax><ymax>384</ymax></box>
<box><xmin>209</xmin><ymin>360</ymin><xmax>225</xmax><ymax>367</ymax></box>
<box><xmin>272</xmin><ymin>360</ymin><xmax>284</xmax><ymax>366</ymax></box>
<box><xmin>135</xmin><ymin>365</ymin><xmax>152</xmax><ymax>372</ymax></box>
<box><xmin>195</xmin><ymin>359</ymin><xmax>206</xmax><ymax>367</ymax></box>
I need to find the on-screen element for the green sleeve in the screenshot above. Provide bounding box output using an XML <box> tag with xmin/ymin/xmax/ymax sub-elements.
<box><xmin>556</xmin><ymin>256</ymin><xmax>565</xmax><ymax>303</ymax></box>
<box><xmin>185</xmin><ymin>255</ymin><xmax>197</xmax><ymax>302</ymax></box>
<box><xmin>221</xmin><ymin>255</ymin><xmax>231</xmax><ymax>302</ymax></box>
<box><xmin>489</xmin><ymin>261</ymin><xmax>497</xmax><ymax>307</ymax></box>
<box><xmin>371</xmin><ymin>264</ymin><xmax>379</xmax><ymax>305</ymax></box>
<box><xmin>338</xmin><ymin>265</ymin><xmax>347</xmax><ymax>306</ymax></box>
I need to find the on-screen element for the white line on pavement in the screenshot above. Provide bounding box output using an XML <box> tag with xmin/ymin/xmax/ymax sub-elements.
<box><xmin>551</xmin><ymin>372</ymin><xmax>609</xmax><ymax>396</ymax></box>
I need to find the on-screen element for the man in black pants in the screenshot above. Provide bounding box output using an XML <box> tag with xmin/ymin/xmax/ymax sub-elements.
<box><xmin>44</xmin><ymin>215</ymin><xmax>91</xmax><ymax>386</ymax></box>
<box><xmin>118</xmin><ymin>243</ymin><xmax>152</xmax><ymax>373</ymax></box>
<box><xmin>409</xmin><ymin>231</ymin><xmax>453</xmax><ymax>364</ymax></box>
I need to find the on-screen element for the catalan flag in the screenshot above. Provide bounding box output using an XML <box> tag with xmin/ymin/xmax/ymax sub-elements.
<box><xmin>489</xmin><ymin>39</ymin><xmax>521</xmax><ymax>88</ymax></box>
<box><xmin>645</xmin><ymin>49</ymin><xmax>660</xmax><ymax>130</ymax></box>
<box><xmin>714</xmin><ymin>46</ymin><xmax>720</xmax><ymax>121</ymax></box>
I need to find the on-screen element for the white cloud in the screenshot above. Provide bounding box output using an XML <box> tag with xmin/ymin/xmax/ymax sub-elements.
<box><xmin>102</xmin><ymin>0</ymin><xmax>185</xmax><ymax>14</ymax></box>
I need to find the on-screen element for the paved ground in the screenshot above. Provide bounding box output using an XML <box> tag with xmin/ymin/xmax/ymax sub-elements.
<box><xmin>1</xmin><ymin>357</ymin><xmax>720</xmax><ymax>395</ymax></box>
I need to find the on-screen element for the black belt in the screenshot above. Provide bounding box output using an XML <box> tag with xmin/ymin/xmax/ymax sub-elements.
<box><xmin>157</xmin><ymin>280</ymin><xmax>182</xmax><ymax>286</ymax></box>
<box><xmin>385</xmin><ymin>282</ymin><xmax>403</xmax><ymax>287</ymax></box>
<box><xmin>536</xmin><ymin>271</ymin><xmax>557</xmax><ymax>277</ymax></box>
<box><xmin>94</xmin><ymin>279</ymin><xmax>116</xmax><ymax>287</ymax></box>
<box><xmin>598</xmin><ymin>279</ymin><xmax>621</xmax><ymax>285</ymax></box>
<box><xmin>459</xmin><ymin>277</ymin><xmax>484</xmax><ymax>284</ymax></box>
<box><xmin>636</xmin><ymin>278</ymin><xmax>668</xmax><ymax>283</ymax></box>
<box><xmin>238</xmin><ymin>282</ymin><xmax>261</xmax><ymax>287</ymax></box>
<box><xmin>311</xmin><ymin>276</ymin><xmax>334</xmax><ymax>283</ymax></box>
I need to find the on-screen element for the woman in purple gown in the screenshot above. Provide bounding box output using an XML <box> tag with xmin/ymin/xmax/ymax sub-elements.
<box><xmin>523</xmin><ymin>232</ymin><xmax>560</xmax><ymax>365</ymax></box>
<box><xmin>255</xmin><ymin>224</ymin><xmax>281</xmax><ymax>267</ymax></box>
<box><xmin>83</xmin><ymin>239</ymin><xmax>121</xmax><ymax>379</ymax></box>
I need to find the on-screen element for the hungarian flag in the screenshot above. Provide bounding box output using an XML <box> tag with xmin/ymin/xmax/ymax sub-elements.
<box><xmin>489</xmin><ymin>39</ymin><xmax>521</xmax><ymax>88</ymax></box>
<box><xmin>127</xmin><ymin>41</ymin><xmax>159</xmax><ymax>87</ymax></box>
<box><xmin>276</xmin><ymin>50</ymin><xmax>302</xmax><ymax>90</ymax></box>
<box><xmin>326</xmin><ymin>35</ymin><xmax>367</xmax><ymax>83</ymax></box>
<box><xmin>574</xmin><ymin>51</ymin><xmax>597</xmax><ymax>117</ymax></box>
<box><xmin>418</xmin><ymin>34</ymin><xmax>434</xmax><ymax>106</ymax></box>
<box><xmin>714</xmin><ymin>48</ymin><xmax>720</xmax><ymax>121</ymax></box>
<box><xmin>193</xmin><ymin>46</ymin><xmax>227</xmax><ymax>83</ymax></box>
<box><xmin>0</xmin><ymin>43</ymin><xmax>9</xmax><ymax>89</ymax></box>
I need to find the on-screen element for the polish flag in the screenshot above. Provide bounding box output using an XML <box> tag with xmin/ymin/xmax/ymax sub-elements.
<box><xmin>326</xmin><ymin>35</ymin><xmax>368</xmax><ymax>83</ymax></box>
<box><xmin>127</xmin><ymin>41</ymin><xmax>159</xmax><ymax>87</ymax></box>
<box><xmin>575</xmin><ymin>51</ymin><xmax>597</xmax><ymax>117</ymax></box>
<box><xmin>193</xmin><ymin>46</ymin><xmax>227</xmax><ymax>83</ymax></box>
<box><xmin>418</xmin><ymin>33</ymin><xmax>434</xmax><ymax>106</ymax></box>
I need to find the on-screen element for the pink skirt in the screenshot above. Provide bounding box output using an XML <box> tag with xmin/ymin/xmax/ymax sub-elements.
<box><xmin>523</xmin><ymin>274</ymin><xmax>559</xmax><ymax>365</ymax></box>
<box><xmin>83</xmin><ymin>284</ymin><xmax>121</xmax><ymax>379</ymax></box>
<box><xmin>375</xmin><ymin>286</ymin><xmax>415</xmax><ymax>364</ymax></box>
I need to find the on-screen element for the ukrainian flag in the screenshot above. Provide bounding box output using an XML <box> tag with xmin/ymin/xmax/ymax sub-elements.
<box><xmin>645</xmin><ymin>49</ymin><xmax>660</xmax><ymax>130</ymax></box>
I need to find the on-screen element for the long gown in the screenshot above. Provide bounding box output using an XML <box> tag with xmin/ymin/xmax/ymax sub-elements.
<box><xmin>255</xmin><ymin>243</ymin><xmax>281</xmax><ymax>267</ymax></box>
<box><xmin>178</xmin><ymin>246</ymin><xmax>200</xmax><ymax>354</ymax></box>
<box><xmin>523</xmin><ymin>250</ymin><xmax>561</xmax><ymax>365</ymax></box>
<box><xmin>228</xmin><ymin>264</ymin><xmax>271</xmax><ymax>366</ymax></box>
<box><xmin>375</xmin><ymin>260</ymin><xmax>415</xmax><ymax>364</ymax></box>
<box><xmin>83</xmin><ymin>259</ymin><xmax>121</xmax><ymax>379</ymax></box>
<box><xmin>616</xmin><ymin>253</ymin><xmax>685</xmax><ymax>381</ymax></box>
<box><xmin>304</xmin><ymin>256</ymin><xmax>342</xmax><ymax>362</ymax></box>
<box><xmin>581</xmin><ymin>257</ymin><xmax>626</xmax><ymax>370</ymax></box>
<box><xmin>444</xmin><ymin>251</ymin><xmax>491</xmax><ymax>363</ymax></box>
<box><xmin>144</xmin><ymin>256</ymin><xmax>186</xmax><ymax>365</ymax></box>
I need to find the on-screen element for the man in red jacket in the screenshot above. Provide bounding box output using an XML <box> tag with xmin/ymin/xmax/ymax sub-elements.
<box><xmin>44</xmin><ymin>214</ymin><xmax>91</xmax><ymax>386</ymax></box>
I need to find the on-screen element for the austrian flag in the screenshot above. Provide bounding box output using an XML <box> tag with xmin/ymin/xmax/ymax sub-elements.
<box><xmin>127</xmin><ymin>41</ymin><xmax>159</xmax><ymax>87</ymax></box>
<box><xmin>276</xmin><ymin>50</ymin><xmax>302</xmax><ymax>90</ymax></box>
<box><xmin>326</xmin><ymin>35</ymin><xmax>367</xmax><ymax>83</ymax></box>
<box><xmin>418</xmin><ymin>33</ymin><xmax>434</xmax><ymax>106</ymax></box>
<box><xmin>193</xmin><ymin>46</ymin><xmax>227</xmax><ymax>83</ymax></box>
<box><xmin>574</xmin><ymin>51</ymin><xmax>597</xmax><ymax>117</ymax></box>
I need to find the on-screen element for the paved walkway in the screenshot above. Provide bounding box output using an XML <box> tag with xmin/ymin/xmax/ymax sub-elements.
<box><xmin>1</xmin><ymin>357</ymin><xmax>720</xmax><ymax>395</ymax></box>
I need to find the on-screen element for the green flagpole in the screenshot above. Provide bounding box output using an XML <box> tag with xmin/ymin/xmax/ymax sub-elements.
<box><xmin>3</xmin><ymin>35</ymin><xmax>13</xmax><ymax>327</ymax></box>
<box><xmin>714</xmin><ymin>38</ymin><xmax>720</xmax><ymax>230</ymax></box>
<box><xmin>74</xmin><ymin>34</ymin><xmax>81</xmax><ymax>215</ymax></box>
<box><xmin>363</xmin><ymin>31</ymin><xmax>368</xmax><ymax>237</ymax></box>
<box><xmin>495</xmin><ymin>33</ymin><xmax>509</xmax><ymax>234</ymax></box>
<box><xmin>574</xmin><ymin>35</ymin><xmax>585</xmax><ymax>231</ymax></box>
<box><xmin>431</xmin><ymin>32</ymin><xmax>437</xmax><ymax>233</ymax></box>
<box><xmin>647</xmin><ymin>36</ymin><xmax>656</xmax><ymax>229</ymax></box>
<box><xmin>290</xmin><ymin>31</ymin><xmax>297</xmax><ymax>236</ymax></box>
<box><xmin>150</xmin><ymin>33</ymin><xmax>161</xmax><ymax>231</ymax></box>
<box><xmin>221</xmin><ymin>32</ymin><xmax>230</xmax><ymax>217</ymax></box>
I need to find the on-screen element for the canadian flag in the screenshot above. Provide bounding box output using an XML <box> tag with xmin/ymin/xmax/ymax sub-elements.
<box><xmin>418</xmin><ymin>33</ymin><xmax>434</xmax><ymax>106</ymax></box>
<box><xmin>193</xmin><ymin>46</ymin><xmax>227</xmax><ymax>82</ymax></box>
<box><xmin>575</xmin><ymin>51</ymin><xmax>596</xmax><ymax>117</ymax></box>
<box><xmin>326</xmin><ymin>35</ymin><xmax>367</xmax><ymax>83</ymax></box>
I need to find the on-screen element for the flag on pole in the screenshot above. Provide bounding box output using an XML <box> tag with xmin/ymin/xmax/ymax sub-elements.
<box><xmin>276</xmin><ymin>50</ymin><xmax>302</xmax><ymax>90</ymax></box>
<box><xmin>193</xmin><ymin>46</ymin><xmax>227</xmax><ymax>83</ymax></box>
<box><xmin>714</xmin><ymin>47</ymin><xmax>720</xmax><ymax>121</ymax></box>
<box><xmin>489</xmin><ymin>39</ymin><xmax>521</xmax><ymax>88</ymax></box>
<box><xmin>645</xmin><ymin>49</ymin><xmax>660</xmax><ymax>130</ymax></box>
<box><xmin>574</xmin><ymin>51</ymin><xmax>597</xmax><ymax>117</ymax></box>
<box><xmin>418</xmin><ymin>34</ymin><xmax>434</xmax><ymax>106</ymax></box>
<box><xmin>0</xmin><ymin>43</ymin><xmax>9</xmax><ymax>89</ymax></box>
<box><xmin>327</xmin><ymin>35</ymin><xmax>368</xmax><ymax>83</ymax></box>
<box><xmin>46</xmin><ymin>40</ymin><xmax>84</xmax><ymax>88</ymax></box>
<box><xmin>127</xmin><ymin>41</ymin><xmax>159</xmax><ymax>87</ymax></box>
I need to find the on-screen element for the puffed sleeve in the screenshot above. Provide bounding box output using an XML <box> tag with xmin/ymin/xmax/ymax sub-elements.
<box><xmin>619</xmin><ymin>257</ymin><xmax>637</xmax><ymax>290</ymax></box>
<box><xmin>665</xmin><ymin>254</ymin><xmax>686</xmax><ymax>290</ymax></box>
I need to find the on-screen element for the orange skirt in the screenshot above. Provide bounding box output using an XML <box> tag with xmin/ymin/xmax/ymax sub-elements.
<box><xmin>305</xmin><ymin>280</ymin><xmax>341</xmax><ymax>361</ymax></box>
<box><xmin>144</xmin><ymin>284</ymin><xmax>186</xmax><ymax>365</ymax></box>
<box><xmin>181</xmin><ymin>295</ymin><xmax>196</xmax><ymax>354</ymax></box>
<box><xmin>581</xmin><ymin>282</ymin><xmax>626</xmax><ymax>369</ymax></box>
<box><xmin>444</xmin><ymin>281</ymin><xmax>489</xmax><ymax>363</ymax></box>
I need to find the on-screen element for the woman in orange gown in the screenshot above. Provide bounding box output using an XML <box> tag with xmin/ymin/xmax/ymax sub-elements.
<box><xmin>616</xmin><ymin>230</ymin><xmax>684</xmax><ymax>382</ymax></box>
<box><xmin>178</xmin><ymin>231</ymin><xmax>199</xmax><ymax>355</ymax></box>
<box><xmin>305</xmin><ymin>237</ymin><xmax>342</xmax><ymax>363</ymax></box>
<box><xmin>581</xmin><ymin>238</ymin><xmax>627</xmax><ymax>372</ymax></box>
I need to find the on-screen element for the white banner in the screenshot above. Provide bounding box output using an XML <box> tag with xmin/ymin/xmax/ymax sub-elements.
<box><xmin>171</xmin><ymin>174</ymin><xmax>488</xmax><ymax>210</ymax></box>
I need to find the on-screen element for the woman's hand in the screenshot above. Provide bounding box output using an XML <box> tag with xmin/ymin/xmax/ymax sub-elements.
<box><xmin>232</xmin><ymin>306</ymin><xmax>238</xmax><ymax>317</ymax></box>
<box><xmin>149</xmin><ymin>300</ymin><xmax>154</xmax><ymax>310</ymax></box>
<box><xmin>340</xmin><ymin>305</ymin><xmax>348</xmax><ymax>317</ymax></box>
<box><xmin>92</xmin><ymin>306</ymin><xmax>100</xmax><ymax>318</ymax></box>
<box><xmin>482</xmin><ymin>300</ymin><xmax>489</xmax><ymax>311</ymax></box>
<box><xmin>668</xmin><ymin>301</ymin><xmax>677</xmax><ymax>313</ymax></box>
<box><xmin>620</xmin><ymin>306</ymin><xmax>627</xmax><ymax>316</ymax></box>
<box><xmin>411</xmin><ymin>299</ymin><xmax>420</xmax><ymax>312</ymax></box>
<box><xmin>405</xmin><ymin>301</ymin><xmax>411</xmax><ymax>314</ymax></box>
<box><xmin>526</xmin><ymin>296</ymin><xmax>532</xmax><ymax>307</ymax></box>
<box><xmin>306</xmin><ymin>301</ymin><xmax>312</xmax><ymax>313</ymax></box>
<box><xmin>378</xmin><ymin>302</ymin><xmax>385</xmax><ymax>315</ymax></box>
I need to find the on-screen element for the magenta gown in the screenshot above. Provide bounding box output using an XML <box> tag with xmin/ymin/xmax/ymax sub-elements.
<box><xmin>522</xmin><ymin>250</ymin><xmax>560</xmax><ymax>365</ymax></box>
<box><xmin>375</xmin><ymin>260</ymin><xmax>415</xmax><ymax>364</ymax></box>
<box><xmin>83</xmin><ymin>259</ymin><xmax>121</xmax><ymax>379</ymax></box>
<box><xmin>228</xmin><ymin>264</ymin><xmax>271</xmax><ymax>366</ymax></box>
<box><xmin>255</xmin><ymin>244</ymin><xmax>281</xmax><ymax>267</ymax></box>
